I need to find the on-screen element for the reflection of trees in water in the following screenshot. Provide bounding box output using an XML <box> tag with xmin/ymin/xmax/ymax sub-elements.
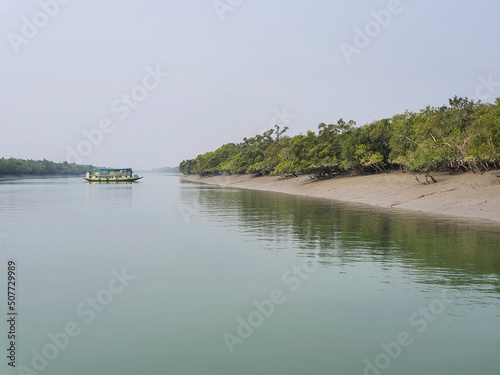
<box><xmin>180</xmin><ymin>181</ymin><xmax>500</xmax><ymax>293</ymax></box>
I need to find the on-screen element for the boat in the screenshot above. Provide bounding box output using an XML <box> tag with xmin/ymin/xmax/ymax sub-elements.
<box><xmin>84</xmin><ymin>168</ymin><xmax>143</xmax><ymax>182</ymax></box>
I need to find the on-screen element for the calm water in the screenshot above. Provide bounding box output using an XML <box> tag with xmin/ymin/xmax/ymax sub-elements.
<box><xmin>1</xmin><ymin>174</ymin><xmax>499</xmax><ymax>374</ymax></box>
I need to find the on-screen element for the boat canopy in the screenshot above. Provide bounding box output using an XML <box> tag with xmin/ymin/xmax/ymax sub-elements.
<box><xmin>92</xmin><ymin>168</ymin><xmax>132</xmax><ymax>172</ymax></box>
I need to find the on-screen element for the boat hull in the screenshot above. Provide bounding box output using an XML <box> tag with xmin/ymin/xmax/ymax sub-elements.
<box><xmin>84</xmin><ymin>176</ymin><xmax>143</xmax><ymax>182</ymax></box>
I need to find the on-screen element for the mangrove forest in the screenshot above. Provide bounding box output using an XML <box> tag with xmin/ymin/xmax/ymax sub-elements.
<box><xmin>0</xmin><ymin>158</ymin><xmax>92</xmax><ymax>176</ymax></box>
<box><xmin>179</xmin><ymin>97</ymin><xmax>500</xmax><ymax>183</ymax></box>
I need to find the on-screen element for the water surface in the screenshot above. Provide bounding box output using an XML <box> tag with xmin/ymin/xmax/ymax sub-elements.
<box><xmin>1</xmin><ymin>174</ymin><xmax>499</xmax><ymax>374</ymax></box>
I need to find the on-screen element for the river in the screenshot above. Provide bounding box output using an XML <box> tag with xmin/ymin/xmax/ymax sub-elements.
<box><xmin>1</xmin><ymin>174</ymin><xmax>499</xmax><ymax>374</ymax></box>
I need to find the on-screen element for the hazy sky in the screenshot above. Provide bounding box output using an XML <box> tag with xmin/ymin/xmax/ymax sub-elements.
<box><xmin>1</xmin><ymin>0</ymin><xmax>499</xmax><ymax>169</ymax></box>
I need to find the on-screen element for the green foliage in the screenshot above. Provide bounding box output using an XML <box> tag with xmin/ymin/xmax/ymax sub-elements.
<box><xmin>179</xmin><ymin>97</ymin><xmax>500</xmax><ymax>181</ymax></box>
<box><xmin>0</xmin><ymin>158</ymin><xmax>92</xmax><ymax>176</ymax></box>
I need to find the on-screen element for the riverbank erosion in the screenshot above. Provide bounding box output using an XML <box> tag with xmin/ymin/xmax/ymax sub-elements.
<box><xmin>181</xmin><ymin>171</ymin><xmax>500</xmax><ymax>222</ymax></box>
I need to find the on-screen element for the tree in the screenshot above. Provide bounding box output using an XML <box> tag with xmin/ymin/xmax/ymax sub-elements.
<box><xmin>177</xmin><ymin>97</ymin><xmax>500</xmax><ymax>180</ymax></box>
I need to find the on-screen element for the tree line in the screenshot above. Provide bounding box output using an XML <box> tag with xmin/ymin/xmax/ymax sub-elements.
<box><xmin>179</xmin><ymin>97</ymin><xmax>500</xmax><ymax>183</ymax></box>
<box><xmin>0</xmin><ymin>158</ymin><xmax>92</xmax><ymax>176</ymax></box>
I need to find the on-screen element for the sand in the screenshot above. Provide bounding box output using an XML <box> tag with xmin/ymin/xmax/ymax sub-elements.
<box><xmin>181</xmin><ymin>171</ymin><xmax>500</xmax><ymax>222</ymax></box>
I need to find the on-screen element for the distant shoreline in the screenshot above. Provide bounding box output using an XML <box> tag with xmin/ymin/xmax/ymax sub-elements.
<box><xmin>181</xmin><ymin>171</ymin><xmax>500</xmax><ymax>222</ymax></box>
<box><xmin>0</xmin><ymin>174</ymin><xmax>83</xmax><ymax>181</ymax></box>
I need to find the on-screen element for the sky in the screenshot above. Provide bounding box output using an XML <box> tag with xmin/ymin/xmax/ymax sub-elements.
<box><xmin>1</xmin><ymin>0</ymin><xmax>499</xmax><ymax>170</ymax></box>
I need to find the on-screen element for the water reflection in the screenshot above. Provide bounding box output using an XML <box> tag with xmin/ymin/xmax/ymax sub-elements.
<box><xmin>0</xmin><ymin>177</ymin><xmax>85</xmax><ymax>220</ymax></box>
<box><xmin>85</xmin><ymin>183</ymin><xmax>134</xmax><ymax>210</ymax></box>
<box><xmin>85</xmin><ymin>181</ymin><xmax>138</xmax><ymax>184</ymax></box>
<box><xmin>180</xmin><ymin>180</ymin><xmax>500</xmax><ymax>296</ymax></box>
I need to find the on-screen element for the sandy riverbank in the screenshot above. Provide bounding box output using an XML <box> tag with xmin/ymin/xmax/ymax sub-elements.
<box><xmin>181</xmin><ymin>171</ymin><xmax>500</xmax><ymax>222</ymax></box>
